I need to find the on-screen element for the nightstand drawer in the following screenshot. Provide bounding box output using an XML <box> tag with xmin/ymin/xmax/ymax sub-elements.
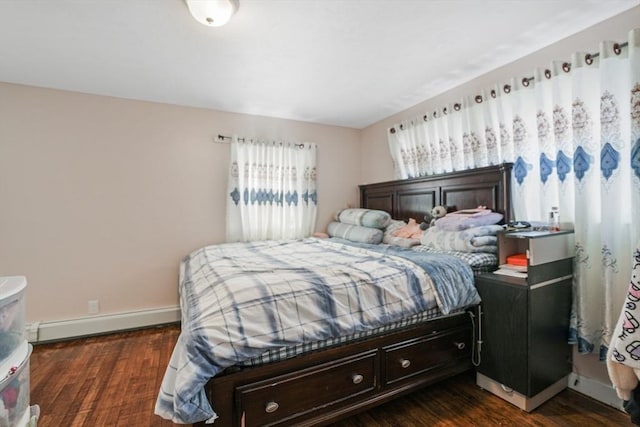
<box><xmin>383</xmin><ymin>327</ymin><xmax>470</xmax><ymax>385</ymax></box>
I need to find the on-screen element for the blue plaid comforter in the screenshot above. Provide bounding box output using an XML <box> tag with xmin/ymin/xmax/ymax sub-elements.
<box><xmin>155</xmin><ymin>238</ymin><xmax>479</xmax><ymax>424</ymax></box>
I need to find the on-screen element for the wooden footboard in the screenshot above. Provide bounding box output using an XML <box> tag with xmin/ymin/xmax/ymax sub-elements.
<box><xmin>196</xmin><ymin>311</ymin><xmax>475</xmax><ymax>427</ymax></box>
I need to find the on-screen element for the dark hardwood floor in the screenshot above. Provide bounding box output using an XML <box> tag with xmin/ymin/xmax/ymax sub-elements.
<box><xmin>29</xmin><ymin>324</ymin><xmax>632</xmax><ymax>427</ymax></box>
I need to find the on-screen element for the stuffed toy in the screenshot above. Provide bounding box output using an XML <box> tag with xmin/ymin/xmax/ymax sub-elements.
<box><xmin>419</xmin><ymin>205</ymin><xmax>447</xmax><ymax>230</ymax></box>
<box><xmin>429</xmin><ymin>205</ymin><xmax>447</xmax><ymax>227</ymax></box>
<box><xmin>419</xmin><ymin>212</ymin><xmax>432</xmax><ymax>230</ymax></box>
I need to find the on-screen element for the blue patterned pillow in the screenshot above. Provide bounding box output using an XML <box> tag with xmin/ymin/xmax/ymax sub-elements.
<box><xmin>334</xmin><ymin>208</ymin><xmax>391</xmax><ymax>229</ymax></box>
<box><xmin>327</xmin><ymin>222</ymin><xmax>383</xmax><ymax>244</ymax></box>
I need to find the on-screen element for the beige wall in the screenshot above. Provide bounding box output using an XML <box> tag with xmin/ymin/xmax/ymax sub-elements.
<box><xmin>0</xmin><ymin>83</ymin><xmax>361</xmax><ymax>322</ymax></box>
<box><xmin>359</xmin><ymin>5</ymin><xmax>640</xmax><ymax>402</ymax></box>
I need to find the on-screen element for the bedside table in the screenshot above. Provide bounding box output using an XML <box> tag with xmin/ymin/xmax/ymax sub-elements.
<box><xmin>475</xmin><ymin>230</ymin><xmax>574</xmax><ymax>411</ymax></box>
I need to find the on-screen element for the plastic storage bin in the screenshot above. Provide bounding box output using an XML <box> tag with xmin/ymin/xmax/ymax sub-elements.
<box><xmin>0</xmin><ymin>277</ymin><xmax>26</xmax><ymax>364</ymax></box>
<box><xmin>0</xmin><ymin>342</ymin><xmax>32</xmax><ymax>427</ymax></box>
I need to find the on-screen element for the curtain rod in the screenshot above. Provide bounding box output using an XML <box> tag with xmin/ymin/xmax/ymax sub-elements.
<box><xmin>389</xmin><ymin>40</ymin><xmax>630</xmax><ymax>133</ymax></box>
<box><xmin>212</xmin><ymin>134</ymin><xmax>313</xmax><ymax>149</ymax></box>
<box><xmin>519</xmin><ymin>41</ymin><xmax>629</xmax><ymax>85</ymax></box>
<box><xmin>213</xmin><ymin>134</ymin><xmax>245</xmax><ymax>143</ymax></box>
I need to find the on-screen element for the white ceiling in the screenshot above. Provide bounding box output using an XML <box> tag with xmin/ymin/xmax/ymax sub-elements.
<box><xmin>1</xmin><ymin>0</ymin><xmax>638</xmax><ymax>129</ymax></box>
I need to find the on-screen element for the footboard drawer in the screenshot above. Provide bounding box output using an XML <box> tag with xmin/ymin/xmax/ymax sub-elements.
<box><xmin>235</xmin><ymin>350</ymin><xmax>378</xmax><ymax>426</ymax></box>
<box><xmin>383</xmin><ymin>327</ymin><xmax>471</xmax><ymax>385</ymax></box>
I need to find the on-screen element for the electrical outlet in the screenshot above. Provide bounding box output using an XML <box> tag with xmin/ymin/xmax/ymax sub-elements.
<box><xmin>88</xmin><ymin>299</ymin><xmax>99</xmax><ymax>314</ymax></box>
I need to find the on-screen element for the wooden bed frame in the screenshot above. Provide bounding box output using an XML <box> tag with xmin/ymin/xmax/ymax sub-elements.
<box><xmin>195</xmin><ymin>163</ymin><xmax>513</xmax><ymax>427</ymax></box>
<box><xmin>360</xmin><ymin>163</ymin><xmax>512</xmax><ymax>223</ymax></box>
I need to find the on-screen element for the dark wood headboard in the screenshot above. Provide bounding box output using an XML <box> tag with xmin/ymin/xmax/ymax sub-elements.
<box><xmin>359</xmin><ymin>163</ymin><xmax>513</xmax><ymax>223</ymax></box>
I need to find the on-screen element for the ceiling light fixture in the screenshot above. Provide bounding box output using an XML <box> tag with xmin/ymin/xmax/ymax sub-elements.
<box><xmin>185</xmin><ymin>0</ymin><xmax>239</xmax><ymax>27</ymax></box>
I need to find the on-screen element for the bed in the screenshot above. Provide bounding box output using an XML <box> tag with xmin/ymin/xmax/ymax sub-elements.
<box><xmin>156</xmin><ymin>163</ymin><xmax>513</xmax><ymax>426</ymax></box>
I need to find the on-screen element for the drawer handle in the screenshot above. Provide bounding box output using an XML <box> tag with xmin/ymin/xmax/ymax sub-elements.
<box><xmin>454</xmin><ymin>341</ymin><xmax>466</xmax><ymax>350</ymax></box>
<box><xmin>352</xmin><ymin>374</ymin><xmax>364</xmax><ymax>384</ymax></box>
<box><xmin>265</xmin><ymin>401</ymin><xmax>279</xmax><ymax>414</ymax></box>
<box><xmin>400</xmin><ymin>359</ymin><xmax>411</xmax><ymax>369</ymax></box>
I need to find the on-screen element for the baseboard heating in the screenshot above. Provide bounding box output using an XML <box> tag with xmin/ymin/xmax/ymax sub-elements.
<box><xmin>568</xmin><ymin>372</ymin><xmax>624</xmax><ymax>412</ymax></box>
<box><xmin>26</xmin><ymin>306</ymin><xmax>180</xmax><ymax>344</ymax></box>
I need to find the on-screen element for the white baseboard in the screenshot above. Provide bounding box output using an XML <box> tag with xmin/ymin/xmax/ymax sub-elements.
<box><xmin>568</xmin><ymin>372</ymin><xmax>625</xmax><ymax>412</ymax></box>
<box><xmin>26</xmin><ymin>306</ymin><xmax>180</xmax><ymax>344</ymax></box>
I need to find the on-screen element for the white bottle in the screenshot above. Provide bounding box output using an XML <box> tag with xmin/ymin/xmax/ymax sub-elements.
<box><xmin>549</xmin><ymin>207</ymin><xmax>560</xmax><ymax>231</ymax></box>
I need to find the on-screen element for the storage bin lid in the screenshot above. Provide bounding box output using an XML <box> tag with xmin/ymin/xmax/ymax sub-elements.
<box><xmin>0</xmin><ymin>276</ymin><xmax>26</xmax><ymax>300</ymax></box>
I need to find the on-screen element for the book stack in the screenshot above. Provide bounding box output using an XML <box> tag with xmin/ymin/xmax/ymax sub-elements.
<box><xmin>494</xmin><ymin>253</ymin><xmax>528</xmax><ymax>278</ymax></box>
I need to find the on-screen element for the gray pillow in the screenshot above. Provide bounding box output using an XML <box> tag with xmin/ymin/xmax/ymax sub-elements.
<box><xmin>327</xmin><ymin>221</ymin><xmax>383</xmax><ymax>244</ymax></box>
<box><xmin>334</xmin><ymin>208</ymin><xmax>391</xmax><ymax>229</ymax></box>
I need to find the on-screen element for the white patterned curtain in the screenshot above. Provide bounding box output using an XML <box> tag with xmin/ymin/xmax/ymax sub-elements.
<box><xmin>226</xmin><ymin>138</ymin><xmax>318</xmax><ymax>242</ymax></box>
<box><xmin>389</xmin><ymin>29</ymin><xmax>640</xmax><ymax>360</ymax></box>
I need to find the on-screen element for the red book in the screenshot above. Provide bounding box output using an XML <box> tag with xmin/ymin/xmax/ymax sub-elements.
<box><xmin>506</xmin><ymin>253</ymin><xmax>528</xmax><ymax>266</ymax></box>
